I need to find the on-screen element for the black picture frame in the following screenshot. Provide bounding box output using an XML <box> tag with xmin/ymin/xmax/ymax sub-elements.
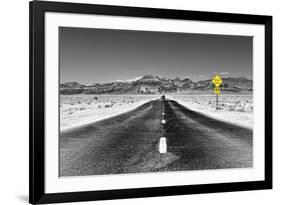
<box><xmin>29</xmin><ymin>1</ymin><xmax>272</xmax><ymax>204</ymax></box>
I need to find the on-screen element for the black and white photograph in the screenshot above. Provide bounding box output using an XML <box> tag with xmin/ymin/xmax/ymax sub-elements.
<box><xmin>59</xmin><ymin>27</ymin><xmax>253</xmax><ymax>177</ymax></box>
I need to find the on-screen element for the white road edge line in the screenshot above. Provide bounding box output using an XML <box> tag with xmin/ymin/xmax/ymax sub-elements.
<box><xmin>159</xmin><ymin>137</ymin><xmax>167</xmax><ymax>154</ymax></box>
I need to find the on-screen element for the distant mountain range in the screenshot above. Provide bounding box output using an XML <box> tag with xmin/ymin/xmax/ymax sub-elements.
<box><xmin>60</xmin><ymin>75</ymin><xmax>253</xmax><ymax>95</ymax></box>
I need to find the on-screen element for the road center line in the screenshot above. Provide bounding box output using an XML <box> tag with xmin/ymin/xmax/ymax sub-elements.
<box><xmin>159</xmin><ymin>137</ymin><xmax>167</xmax><ymax>154</ymax></box>
<box><xmin>159</xmin><ymin>97</ymin><xmax>167</xmax><ymax>154</ymax></box>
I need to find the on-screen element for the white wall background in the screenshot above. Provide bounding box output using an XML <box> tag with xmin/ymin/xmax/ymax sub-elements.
<box><xmin>0</xmin><ymin>0</ymin><xmax>279</xmax><ymax>204</ymax></box>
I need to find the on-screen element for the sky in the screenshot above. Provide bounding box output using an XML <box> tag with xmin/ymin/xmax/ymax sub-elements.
<box><xmin>59</xmin><ymin>27</ymin><xmax>253</xmax><ymax>85</ymax></box>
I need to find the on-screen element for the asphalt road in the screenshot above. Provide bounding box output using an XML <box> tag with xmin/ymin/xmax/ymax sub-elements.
<box><xmin>60</xmin><ymin>99</ymin><xmax>252</xmax><ymax>176</ymax></box>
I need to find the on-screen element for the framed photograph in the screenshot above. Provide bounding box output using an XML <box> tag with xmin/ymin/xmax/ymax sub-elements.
<box><xmin>29</xmin><ymin>1</ymin><xmax>272</xmax><ymax>204</ymax></box>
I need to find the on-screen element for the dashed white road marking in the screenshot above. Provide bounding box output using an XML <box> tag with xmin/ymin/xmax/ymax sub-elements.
<box><xmin>159</xmin><ymin>137</ymin><xmax>167</xmax><ymax>153</ymax></box>
<box><xmin>160</xmin><ymin>99</ymin><xmax>167</xmax><ymax>153</ymax></box>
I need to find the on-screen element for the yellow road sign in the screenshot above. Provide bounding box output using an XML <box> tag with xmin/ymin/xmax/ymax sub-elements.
<box><xmin>212</xmin><ymin>74</ymin><xmax>223</xmax><ymax>87</ymax></box>
<box><xmin>214</xmin><ymin>87</ymin><xmax>221</xmax><ymax>95</ymax></box>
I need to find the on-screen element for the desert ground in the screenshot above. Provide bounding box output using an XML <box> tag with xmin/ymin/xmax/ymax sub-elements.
<box><xmin>60</xmin><ymin>94</ymin><xmax>253</xmax><ymax>130</ymax></box>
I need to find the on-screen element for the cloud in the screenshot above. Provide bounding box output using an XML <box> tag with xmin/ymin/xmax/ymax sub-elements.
<box><xmin>212</xmin><ymin>72</ymin><xmax>230</xmax><ymax>76</ymax></box>
<box><xmin>219</xmin><ymin>72</ymin><xmax>230</xmax><ymax>75</ymax></box>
